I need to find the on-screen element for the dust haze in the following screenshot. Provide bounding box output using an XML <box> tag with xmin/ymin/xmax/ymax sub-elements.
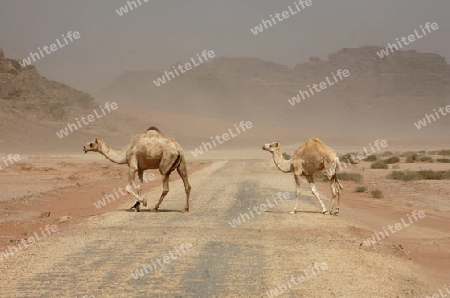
<box><xmin>0</xmin><ymin>1</ymin><xmax>450</xmax><ymax>297</ymax></box>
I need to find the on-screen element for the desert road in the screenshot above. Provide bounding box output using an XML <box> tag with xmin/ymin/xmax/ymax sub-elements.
<box><xmin>0</xmin><ymin>159</ymin><xmax>441</xmax><ymax>297</ymax></box>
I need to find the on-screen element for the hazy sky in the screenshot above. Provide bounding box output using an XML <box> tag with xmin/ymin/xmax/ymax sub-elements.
<box><xmin>1</xmin><ymin>0</ymin><xmax>449</xmax><ymax>93</ymax></box>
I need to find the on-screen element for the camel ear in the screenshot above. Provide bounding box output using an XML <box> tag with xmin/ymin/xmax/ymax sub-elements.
<box><xmin>94</xmin><ymin>138</ymin><xmax>99</xmax><ymax>143</ymax></box>
<box><xmin>274</xmin><ymin>142</ymin><xmax>279</xmax><ymax>147</ymax></box>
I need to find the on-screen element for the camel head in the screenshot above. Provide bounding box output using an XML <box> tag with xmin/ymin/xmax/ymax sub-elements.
<box><xmin>83</xmin><ymin>138</ymin><xmax>102</xmax><ymax>154</ymax></box>
<box><xmin>262</xmin><ymin>142</ymin><xmax>280</xmax><ymax>153</ymax></box>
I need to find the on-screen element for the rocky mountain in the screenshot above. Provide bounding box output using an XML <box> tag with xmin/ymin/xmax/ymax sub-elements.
<box><xmin>102</xmin><ymin>46</ymin><xmax>450</xmax><ymax>139</ymax></box>
<box><xmin>0</xmin><ymin>48</ymin><xmax>146</xmax><ymax>153</ymax></box>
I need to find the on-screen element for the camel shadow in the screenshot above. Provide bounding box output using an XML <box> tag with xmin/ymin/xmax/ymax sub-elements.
<box><xmin>123</xmin><ymin>208</ymin><xmax>182</xmax><ymax>213</ymax></box>
<box><xmin>263</xmin><ymin>210</ymin><xmax>325</xmax><ymax>214</ymax></box>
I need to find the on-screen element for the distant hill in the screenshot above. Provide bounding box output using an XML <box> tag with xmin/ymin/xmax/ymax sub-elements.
<box><xmin>102</xmin><ymin>46</ymin><xmax>450</xmax><ymax>140</ymax></box>
<box><xmin>0</xmin><ymin>48</ymin><xmax>146</xmax><ymax>153</ymax></box>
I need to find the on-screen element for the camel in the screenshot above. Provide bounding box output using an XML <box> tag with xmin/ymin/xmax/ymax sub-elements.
<box><xmin>83</xmin><ymin>127</ymin><xmax>191</xmax><ymax>213</ymax></box>
<box><xmin>262</xmin><ymin>138</ymin><xmax>343</xmax><ymax>215</ymax></box>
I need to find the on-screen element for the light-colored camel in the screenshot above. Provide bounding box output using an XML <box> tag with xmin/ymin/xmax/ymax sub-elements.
<box><xmin>83</xmin><ymin>127</ymin><xmax>191</xmax><ymax>212</ymax></box>
<box><xmin>262</xmin><ymin>138</ymin><xmax>343</xmax><ymax>215</ymax></box>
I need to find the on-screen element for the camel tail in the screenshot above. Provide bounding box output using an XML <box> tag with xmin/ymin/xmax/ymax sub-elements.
<box><xmin>168</xmin><ymin>152</ymin><xmax>182</xmax><ymax>173</ymax></box>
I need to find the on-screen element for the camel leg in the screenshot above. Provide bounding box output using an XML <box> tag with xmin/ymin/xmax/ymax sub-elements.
<box><xmin>125</xmin><ymin>166</ymin><xmax>144</xmax><ymax>212</ymax></box>
<box><xmin>305</xmin><ymin>175</ymin><xmax>327</xmax><ymax>214</ymax></box>
<box><xmin>137</xmin><ymin>169</ymin><xmax>147</xmax><ymax>207</ymax></box>
<box><xmin>177</xmin><ymin>158</ymin><xmax>191</xmax><ymax>213</ymax></box>
<box><xmin>152</xmin><ymin>174</ymin><xmax>170</xmax><ymax>212</ymax></box>
<box><xmin>290</xmin><ymin>174</ymin><xmax>302</xmax><ymax>214</ymax></box>
<box><xmin>330</xmin><ymin>175</ymin><xmax>343</xmax><ymax>215</ymax></box>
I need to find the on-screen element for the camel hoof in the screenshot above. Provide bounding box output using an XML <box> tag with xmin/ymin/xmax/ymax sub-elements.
<box><xmin>289</xmin><ymin>210</ymin><xmax>296</xmax><ymax>214</ymax></box>
<box><xmin>130</xmin><ymin>202</ymin><xmax>140</xmax><ymax>212</ymax></box>
<box><xmin>182</xmin><ymin>208</ymin><xmax>189</xmax><ymax>213</ymax></box>
<box><xmin>322</xmin><ymin>210</ymin><xmax>328</xmax><ymax>214</ymax></box>
<box><xmin>151</xmin><ymin>207</ymin><xmax>159</xmax><ymax>212</ymax></box>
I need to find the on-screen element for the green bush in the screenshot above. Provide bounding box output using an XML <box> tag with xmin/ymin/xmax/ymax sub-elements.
<box><xmin>371</xmin><ymin>161</ymin><xmax>388</xmax><ymax>169</ymax></box>
<box><xmin>354</xmin><ymin>186</ymin><xmax>368</xmax><ymax>193</ymax></box>
<box><xmin>419</xmin><ymin>156</ymin><xmax>434</xmax><ymax>163</ymax></box>
<box><xmin>406</xmin><ymin>153</ymin><xmax>418</xmax><ymax>163</ymax></box>
<box><xmin>383</xmin><ymin>156</ymin><xmax>400</xmax><ymax>164</ymax></box>
<box><xmin>364</xmin><ymin>155</ymin><xmax>377</xmax><ymax>162</ymax></box>
<box><xmin>371</xmin><ymin>189</ymin><xmax>383</xmax><ymax>198</ymax></box>
<box><xmin>437</xmin><ymin>158</ymin><xmax>450</xmax><ymax>163</ymax></box>
<box><xmin>340</xmin><ymin>153</ymin><xmax>358</xmax><ymax>164</ymax></box>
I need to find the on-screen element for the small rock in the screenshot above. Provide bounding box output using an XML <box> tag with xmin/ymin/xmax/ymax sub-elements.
<box><xmin>40</xmin><ymin>212</ymin><xmax>51</xmax><ymax>218</ymax></box>
<box><xmin>58</xmin><ymin>216</ymin><xmax>72</xmax><ymax>223</ymax></box>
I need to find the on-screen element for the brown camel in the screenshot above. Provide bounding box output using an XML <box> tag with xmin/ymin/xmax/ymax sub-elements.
<box><xmin>262</xmin><ymin>138</ymin><xmax>343</xmax><ymax>215</ymax></box>
<box><xmin>83</xmin><ymin>127</ymin><xmax>191</xmax><ymax>212</ymax></box>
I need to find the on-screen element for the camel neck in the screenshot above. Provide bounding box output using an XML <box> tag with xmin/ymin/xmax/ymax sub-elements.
<box><xmin>273</xmin><ymin>148</ymin><xmax>292</xmax><ymax>173</ymax></box>
<box><xmin>99</xmin><ymin>142</ymin><xmax>127</xmax><ymax>164</ymax></box>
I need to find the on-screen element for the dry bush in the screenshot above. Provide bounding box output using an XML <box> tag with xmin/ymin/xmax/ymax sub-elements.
<box><xmin>371</xmin><ymin>161</ymin><xmax>388</xmax><ymax>169</ymax></box>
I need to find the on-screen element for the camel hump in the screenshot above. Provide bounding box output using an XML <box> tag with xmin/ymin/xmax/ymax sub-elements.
<box><xmin>146</xmin><ymin>126</ymin><xmax>161</xmax><ymax>133</ymax></box>
<box><xmin>308</xmin><ymin>137</ymin><xmax>326</xmax><ymax>146</ymax></box>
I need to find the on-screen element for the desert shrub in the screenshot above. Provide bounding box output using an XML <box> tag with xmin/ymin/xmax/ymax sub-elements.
<box><xmin>379</xmin><ymin>151</ymin><xmax>393</xmax><ymax>157</ymax></box>
<box><xmin>371</xmin><ymin>161</ymin><xmax>388</xmax><ymax>169</ymax></box>
<box><xmin>405</xmin><ymin>153</ymin><xmax>418</xmax><ymax>163</ymax></box>
<box><xmin>419</xmin><ymin>156</ymin><xmax>434</xmax><ymax>163</ymax></box>
<box><xmin>338</xmin><ymin>172</ymin><xmax>363</xmax><ymax>183</ymax></box>
<box><xmin>383</xmin><ymin>156</ymin><xmax>400</xmax><ymax>164</ymax></box>
<box><xmin>340</xmin><ymin>153</ymin><xmax>358</xmax><ymax>164</ymax></box>
<box><xmin>364</xmin><ymin>155</ymin><xmax>377</xmax><ymax>162</ymax></box>
<box><xmin>370</xmin><ymin>189</ymin><xmax>383</xmax><ymax>198</ymax></box>
<box><xmin>392</xmin><ymin>164</ymin><xmax>400</xmax><ymax>169</ymax></box>
<box><xmin>387</xmin><ymin>170</ymin><xmax>421</xmax><ymax>181</ymax></box>
<box><xmin>354</xmin><ymin>186</ymin><xmax>368</xmax><ymax>193</ymax></box>
<box><xmin>438</xmin><ymin>149</ymin><xmax>450</xmax><ymax>156</ymax></box>
<box><xmin>437</xmin><ymin>158</ymin><xmax>450</xmax><ymax>163</ymax></box>
<box><xmin>401</xmin><ymin>151</ymin><xmax>417</xmax><ymax>157</ymax></box>
<box><xmin>314</xmin><ymin>171</ymin><xmax>362</xmax><ymax>183</ymax></box>
<box><xmin>418</xmin><ymin>150</ymin><xmax>426</xmax><ymax>155</ymax></box>
<box><xmin>418</xmin><ymin>170</ymin><xmax>450</xmax><ymax>180</ymax></box>
<box><xmin>386</xmin><ymin>170</ymin><xmax>450</xmax><ymax>181</ymax></box>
